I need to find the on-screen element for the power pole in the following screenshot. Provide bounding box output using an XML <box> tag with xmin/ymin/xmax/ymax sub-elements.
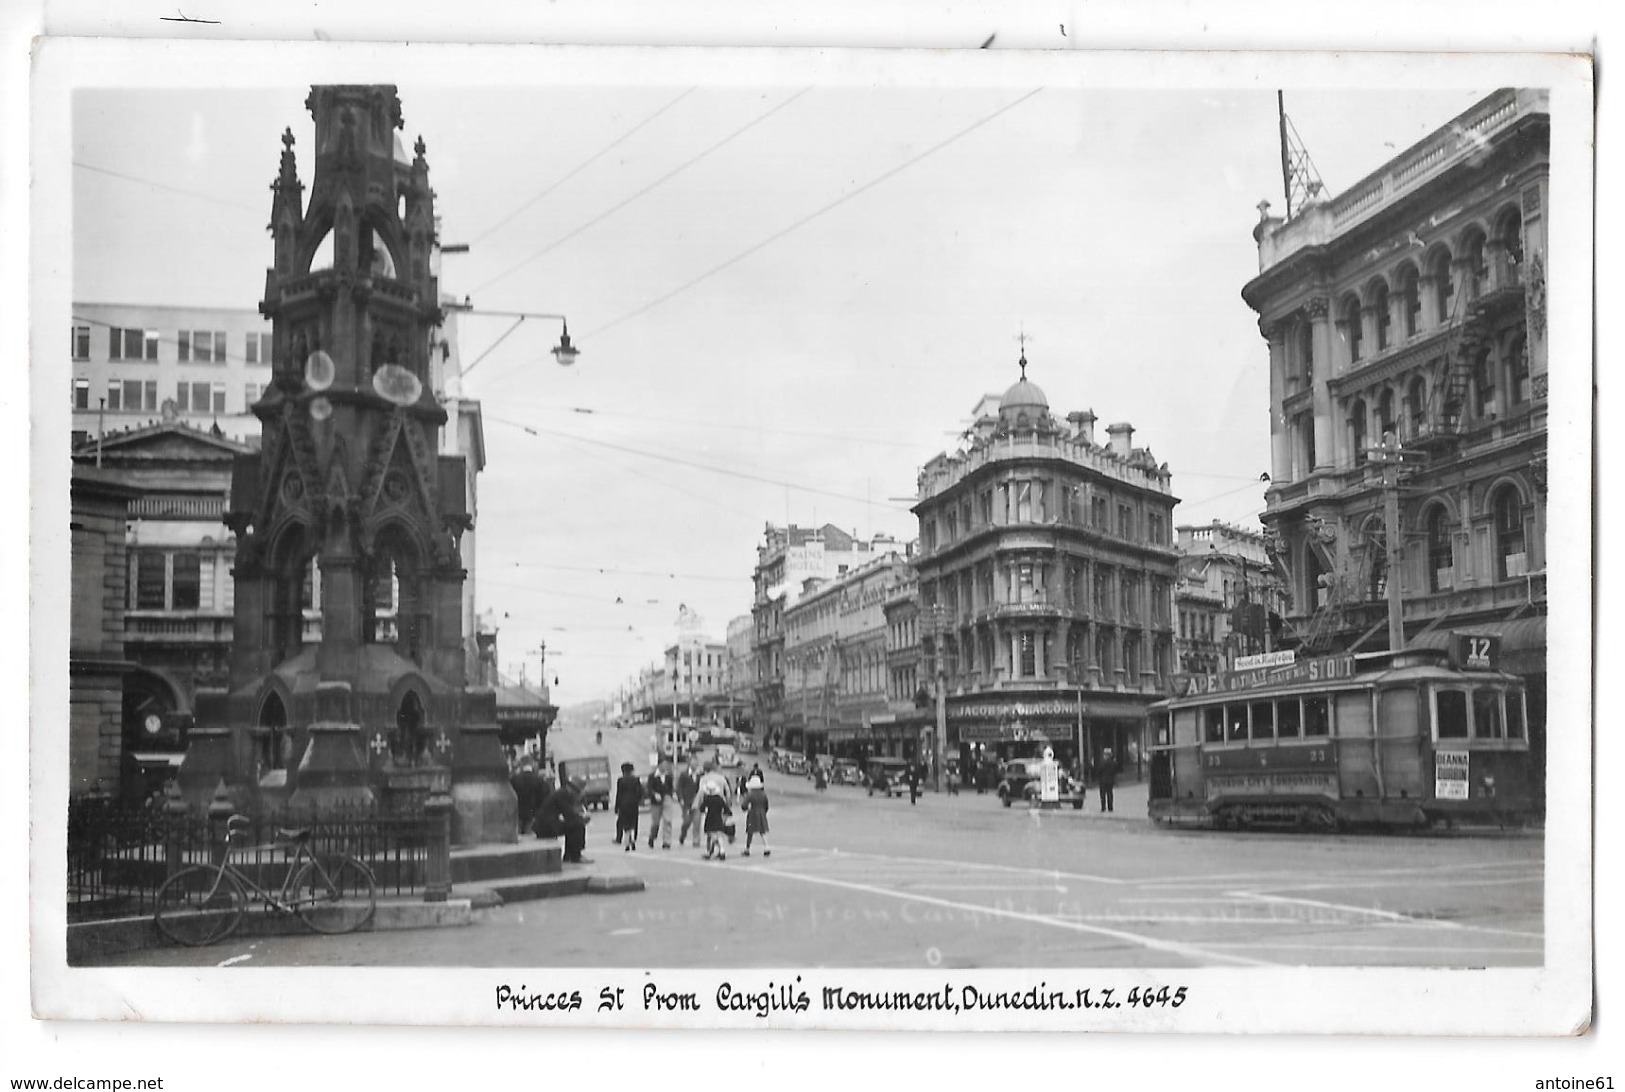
<box><xmin>1369</xmin><ymin>434</ymin><xmax>1408</xmax><ymax>653</ymax></box>
<box><xmin>932</xmin><ymin>604</ymin><xmax>946</xmax><ymax>793</ymax></box>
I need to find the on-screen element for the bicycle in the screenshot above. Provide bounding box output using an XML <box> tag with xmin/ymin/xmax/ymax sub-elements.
<box><xmin>153</xmin><ymin>814</ymin><xmax>377</xmax><ymax>947</ymax></box>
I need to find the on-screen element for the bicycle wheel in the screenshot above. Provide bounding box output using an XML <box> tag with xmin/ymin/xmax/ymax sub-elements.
<box><xmin>154</xmin><ymin>865</ymin><xmax>247</xmax><ymax>947</ymax></box>
<box><xmin>291</xmin><ymin>855</ymin><xmax>377</xmax><ymax>935</ymax></box>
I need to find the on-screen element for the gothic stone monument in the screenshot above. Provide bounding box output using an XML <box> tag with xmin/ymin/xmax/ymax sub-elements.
<box><xmin>178</xmin><ymin>85</ymin><xmax>516</xmax><ymax>844</ymax></box>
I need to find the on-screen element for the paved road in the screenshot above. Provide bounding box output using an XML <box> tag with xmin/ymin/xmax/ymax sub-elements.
<box><xmin>101</xmin><ymin>756</ymin><xmax>1542</xmax><ymax>970</ymax></box>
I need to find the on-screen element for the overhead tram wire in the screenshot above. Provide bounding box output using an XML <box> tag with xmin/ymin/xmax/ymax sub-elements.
<box><xmin>466</xmin><ymin>87</ymin><xmax>699</xmax><ymax>247</ymax></box>
<box><xmin>495</xmin><ymin>400</ymin><xmax>926</xmax><ymax>451</ymax></box>
<box><xmin>73</xmin><ymin>161</ymin><xmax>265</xmax><ymax>214</ymax></box>
<box><xmin>506</xmin><ymin>561</ymin><xmax>741</xmax><ymax>584</ymax></box>
<box><xmin>542</xmin><ymin>428</ymin><xmax>765</xmax><ymax>521</ymax></box>
<box><xmin>580</xmin><ymin>87</ymin><xmax>1045</xmax><ymax>343</ymax></box>
<box><xmin>484</xmin><ymin>412</ymin><xmax>915</xmax><ymax>513</ymax></box>
<box><xmin>471</xmin><ymin>87</ymin><xmax>814</xmax><ymax>297</ymax></box>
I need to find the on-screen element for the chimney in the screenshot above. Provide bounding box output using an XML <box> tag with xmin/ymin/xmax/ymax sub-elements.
<box><xmin>1106</xmin><ymin>422</ymin><xmax>1134</xmax><ymax>458</ymax></box>
<box><xmin>1067</xmin><ymin>409</ymin><xmax>1097</xmax><ymax>445</ymax></box>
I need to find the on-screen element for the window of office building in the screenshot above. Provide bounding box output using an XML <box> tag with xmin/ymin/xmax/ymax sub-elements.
<box><xmin>171</xmin><ymin>552</ymin><xmax>202</xmax><ymax>610</ymax></box>
<box><xmin>109</xmin><ymin>327</ymin><xmax>157</xmax><ymax>362</ymax></box>
<box><xmin>133</xmin><ymin>550</ymin><xmax>167</xmax><ymax>610</ymax></box>
<box><xmin>244</xmin><ymin>331</ymin><xmax>274</xmax><ymax>365</ymax></box>
<box><xmin>73</xmin><ymin>377</ymin><xmax>90</xmax><ymax>409</ymax></box>
<box><xmin>72</xmin><ymin>325</ymin><xmax>91</xmax><ymax>361</ymax></box>
<box><xmin>179</xmin><ymin>329</ymin><xmax>227</xmax><ymax>363</ymax></box>
<box><xmin>123</xmin><ymin>379</ymin><xmax>157</xmax><ymax>412</ymax></box>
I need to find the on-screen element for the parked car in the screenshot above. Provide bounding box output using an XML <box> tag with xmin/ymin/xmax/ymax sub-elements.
<box><xmin>832</xmin><ymin>758</ymin><xmax>864</xmax><ymax>786</ymax></box>
<box><xmin>557</xmin><ymin>756</ymin><xmax>613</xmax><ymax>811</ymax></box>
<box><xmin>865</xmin><ymin>757</ymin><xmax>912</xmax><ymax>798</ymax></box>
<box><xmin>782</xmin><ymin>752</ymin><xmax>808</xmax><ymax>776</ymax></box>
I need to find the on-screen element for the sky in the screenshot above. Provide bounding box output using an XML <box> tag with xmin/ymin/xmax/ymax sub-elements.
<box><xmin>71</xmin><ymin>79</ymin><xmax>1494</xmax><ymax>704</ymax></box>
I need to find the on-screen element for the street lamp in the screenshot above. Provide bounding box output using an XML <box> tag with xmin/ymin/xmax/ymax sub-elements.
<box><xmin>443</xmin><ymin>299</ymin><xmax>581</xmax><ymax>375</ymax></box>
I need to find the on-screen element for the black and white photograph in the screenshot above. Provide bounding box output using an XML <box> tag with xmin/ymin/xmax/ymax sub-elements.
<box><xmin>13</xmin><ymin>16</ymin><xmax>1604</xmax><ymax>1086</ymax></box>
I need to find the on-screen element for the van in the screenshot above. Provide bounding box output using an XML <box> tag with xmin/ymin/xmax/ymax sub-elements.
<box><xmin>556</xmin><ymin>756</ymin><xmax>612</xmax><ymax>811</ymax></box>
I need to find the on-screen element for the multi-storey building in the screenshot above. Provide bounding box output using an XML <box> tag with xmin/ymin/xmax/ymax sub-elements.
<box><xmin>663</xmin><ymin>635</ymin><xmax>729</xmax><ymax>722</ymax></box>
<box><xmin>724</xmin><ymin>613</ymin><xmax>756</xmax><ymax>734</ymax></box>
<box><xmin>70</xmin><ymin>303</ymin><xmax>277</xmax><ymax>445</ymax></box>
<box><xmin>912</xmin><ymin>357</ymin><xmax>1179</xmax><ymax>779</ymax></box>
<box><xmin>750</xmin><ymin>522</ymin><xmax>901</xmax><ymax>750</ymax></box>
<box><xmin>1174</xmin><ymin>520</ymin><xmax>1286</xmax><ymax>676</ymax></box>
<box><xmin>781</xmin><ymin>551</ymin><xmax>911</xmax><ymax>759</ymax></box>
<box><xmin>873</xmin><ymin>558</ymin><xmax>924</xmax><ymax>759</ymax></box>
<box><xmin>69</xmin><ymin>465</ymin><xmax>139</xmax><ymax>800</ymax></box>
<box><xmin>1243</xmin><ymin>88</ymin><xmax>1549</xmax><ymax>780</ymax></box>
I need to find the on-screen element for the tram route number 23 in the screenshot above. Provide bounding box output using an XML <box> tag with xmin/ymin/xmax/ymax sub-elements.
<box><xmin>1206</xmin><ymin>749</ymin><xmax>1328</xmax><ymax>768</ymax></box>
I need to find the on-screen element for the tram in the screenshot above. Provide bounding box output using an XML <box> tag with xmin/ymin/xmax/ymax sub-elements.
<box><xmin>1147</xmin><ymin>637</ymin><xmax>1532</xmax><ymax>830</ymax></box>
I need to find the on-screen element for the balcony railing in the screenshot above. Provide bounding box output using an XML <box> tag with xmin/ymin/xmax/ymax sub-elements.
<box><xmin>124</xmin><ymin>613</ymin><xmax>233</xmax><ymax>643</ymax></box>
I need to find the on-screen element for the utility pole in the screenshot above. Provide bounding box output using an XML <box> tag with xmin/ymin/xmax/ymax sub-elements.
<box><xmin>932</xmin><ymin>604</ymin><xmax>946</xmax><ymax>793</ymax></box>
<box><xmin>1370</xmin><ymin>433</ymin><xmax>1408</xmax><ymax>653</ymax></box>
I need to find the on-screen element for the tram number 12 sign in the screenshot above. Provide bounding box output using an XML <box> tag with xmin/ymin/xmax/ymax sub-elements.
<box><xmin>1451</xmin><ymin>633</ymin><xmax>1501</xmax><ymax>672</ymax></box>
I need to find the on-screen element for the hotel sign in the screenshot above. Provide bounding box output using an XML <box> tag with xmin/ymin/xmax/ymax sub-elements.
<box><xmin>1233</xmin><ymin>650</ymin><xmax>1295</xmax><ymax>671</ymax></box>
<box><xmin>1178</xmin><ymin>654</ymin><xmax>1357</xmax><ymax>697</ymax></box>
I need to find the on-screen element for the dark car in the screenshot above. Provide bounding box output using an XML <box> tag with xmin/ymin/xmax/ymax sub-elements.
<box><xmin>997</xmin><ymin>758</ymin><xmax>1084</xmax><ymax>808</ymax></box>
<box><xmin>865</xmin><ymin>757</ymin><xmax>912</xmax><ymax>798</ymax></box>
<box><xmin>557</xmin><ymin>756</ymin><xmax>613</xmax><ymax>811</ymax></box>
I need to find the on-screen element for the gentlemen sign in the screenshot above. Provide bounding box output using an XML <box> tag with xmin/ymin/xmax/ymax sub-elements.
<box><xmin>1178</xmin><ymin>654</ymin><xmax>1357</xmax><ymax>697</ymax></box>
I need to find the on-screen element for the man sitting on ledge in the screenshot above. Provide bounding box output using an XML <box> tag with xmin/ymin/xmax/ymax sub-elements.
<box><xmin>534</xmin><ymin>776</ymin><xmax>592</xmax><ymax>864</ymax></box>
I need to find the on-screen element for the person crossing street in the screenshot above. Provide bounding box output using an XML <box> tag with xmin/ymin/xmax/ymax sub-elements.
<box><xmin>646</xmin><ymin>758</ymin><xmax>678</xmax><ymax>849</ymax></box>
<box><xmin>676</xmin><ymin>757</ymin><xmax>702</xmax><ymax>847</ymax></box>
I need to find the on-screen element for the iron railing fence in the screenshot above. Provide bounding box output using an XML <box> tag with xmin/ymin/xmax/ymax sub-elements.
<box><xmin>66</xmin><ymin>794</ymin><xmax>439</xmax><ymax>923</ymax></box>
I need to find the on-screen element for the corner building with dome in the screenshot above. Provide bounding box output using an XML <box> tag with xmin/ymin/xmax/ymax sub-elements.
<box><xmin>912</xmin><ymin>356</ymin><xmax>1179</xmax><ymax>783</ymax></box>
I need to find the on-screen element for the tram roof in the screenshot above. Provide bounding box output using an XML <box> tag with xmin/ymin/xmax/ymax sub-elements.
<box><xmin>1153</xmin><ymin>647</ymin><xmax>1523</xmax><ymax>709</ymax></box>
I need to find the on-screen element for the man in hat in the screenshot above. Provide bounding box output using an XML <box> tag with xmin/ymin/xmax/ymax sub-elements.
<box><xmin>614</xmin><ymin>762</ymin><xmax>644</xmax><ymax>850</ymax></box>
<box><xmin>1097</xmin><ymin>748</ymin><xmax>1118</xmax><ymax>813</ymax></box>
<box><xmin>676</xmin><ymin>755</ymin><xmax>702</xmax><ymax>847</ymax></box>
<box><xmin>536</xmin><ymin>775</ymin><xmax>591</xmax><ymax>864</ymax></box>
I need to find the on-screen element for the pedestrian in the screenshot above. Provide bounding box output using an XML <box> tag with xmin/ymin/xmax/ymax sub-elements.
<box><xmin>646</xmin><ymin>758</ymin><xmax>677</xmax><ymax>849</ymax></box>
<box><xmin>1097</xmin><ymin>748</ymin><xmax>1118</xmax><ymax>813</ymax></box>
<box><xmin>511</xmin><ymin>756</ymin><xmax>547</xmax><ymax>837</ymax></box>
<box><xmin>676</xmin><ymin>757</ymin><xmax>702</xmax><ymax>847</ymax></box>
<box><xmin>614</xmin><ymin>762</ymin><xmax>643</xmax><ymax>851</ymax></box>
<box><xmin>906</xmin><ymin>762</ymin><xmax>921</xmax><ymax>805</ymax></box>
<box><xmin>698</xmin><ymin>761</ymin><xmax>734</xmax><ymax>855</ymax></box>
<box><xmin>535</xmin><ymin>776</ymin><xmax>591</xmax><ymax>864</ymax></box>
<box><xmin>699</xmin><ymin>780</ymin><xmax>733</xmax><ymax>861</ymax></box>
<box><xmin>742</xmin><ymin>775</ymin><xmax>771</xmax><ymax>857</ymax></box>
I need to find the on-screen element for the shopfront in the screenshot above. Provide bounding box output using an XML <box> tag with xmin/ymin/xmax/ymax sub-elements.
<box><xmin>948</xmin><ymin>694</ymin><xmax>1150</xmax><ymax>783</ymax></box>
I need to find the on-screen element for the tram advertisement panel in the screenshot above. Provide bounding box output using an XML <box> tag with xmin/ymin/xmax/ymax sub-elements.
<box><xmin>1435</xmin><ymin>748</ymin><xmax>1470</xmax><ymax>800</ymax></box>
<box><xmin>1177</xmin><ymin>653</ymin><xmax>1357</xmax><ymax>697</ymax></box>
<box><xmin>1206</xmin><ymin>772</ymin><xmax>1340</xmax><ymax>799</ymax></box>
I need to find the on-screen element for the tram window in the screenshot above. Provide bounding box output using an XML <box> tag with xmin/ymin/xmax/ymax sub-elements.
<box><xmin>1436</xmin><ymin>688</ymin><xmax>1469</xmax><ymax>739</ymax></box>
<box><xmin>1303</xmin><ymin>696</ymin><xmax>1330</xmax><ymax>737</ymax></box>
<box><xmin>1204</xmin><ymin>706</ymin><xmax>1225</xmax><ymax>744</ymax></box>
<box><xmin>1227</xmin><ymin>707</ymin><xmax>1248</xmax><ymax>743</ymax></box>
<box><xmin>1250</xmin><ymin>701</ymin><xmax>1275</xmax><ymax>742</ymax></box>
<box><xmin>1472</xmin><ymin>689</ymin><xmax>1504</xmax><ymax>739</ymax></box>
<box><xmin>1506</xmin><ymin>692</ymin><xmax>1526</xmax><ymax>740</ymax></box>
<box><xmin>1277</xmin><ymin>698</ymin><xmax>1302</xmax><ymax>739</ymax></box>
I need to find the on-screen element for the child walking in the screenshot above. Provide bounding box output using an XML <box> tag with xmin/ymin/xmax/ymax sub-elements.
<box><xmin>742</xmin><ymin>775</ymin><xmax>770</xmax><ymax>857</ymax></box>
<box><xmin>699</xmin><ymin>785</ymin><xmax>733</xmax><ymax>861</ymax></box>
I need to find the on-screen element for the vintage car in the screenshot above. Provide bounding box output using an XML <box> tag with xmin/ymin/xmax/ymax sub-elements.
<box><xmin>864</xmin><ymin>757</ymin><xmax>914</xmax><ymax>798</ymax></box>
<box><xmin>996</xmin><ymin>758</ymin><xmax>1083</xmax><ymax>808</ymax></box>
<box><xmin>832</xmin><ymin>758</ymin><xmax>864</xmax><ymax>786</ymax></box>
<box><xmin>556</xmin><ymin>756</ymin><xmax>613</xmax><ymax>811</ymax></box>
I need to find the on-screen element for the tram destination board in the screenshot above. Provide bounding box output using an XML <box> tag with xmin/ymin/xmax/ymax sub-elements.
<box><xmin>1176</xmin><ymin>654</ymin><xmax>1357</xmax><ymax>698</ymax></box>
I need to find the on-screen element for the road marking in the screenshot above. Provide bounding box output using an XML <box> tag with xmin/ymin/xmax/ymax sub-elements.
<box><xmin>633</xmin><ymin>851</ymin><xmax>1274</xmax><ymax>967</ymax></box>
<box><xmin>216</xmin><ymin>953</ymin><xmax>253</xmax><ymax>967</ymax></box>
<box><xmin>1198</xmin><ymin>941</ymin><xmax>1543</xmax><ymax>955</ymax></box>
<box><xmin>768</xmin><ymin>844</ymin><xmax>1130</xmax><ymax>886</ymax></box>
<box><xmin>608</xmin><ymin>927</ymin><xmax>643</xmax><ymax>936</ymax></box>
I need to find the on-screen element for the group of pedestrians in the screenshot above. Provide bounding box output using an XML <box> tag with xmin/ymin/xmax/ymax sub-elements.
<box><xmin>611</xmin><ymin>755</ymin><xmax>770</xmax><ymax>861</ymax></box>
<box><xmin>511</xmin><ymin>755</ymin><xmax>595</xmax><ymax>864</ymax></box>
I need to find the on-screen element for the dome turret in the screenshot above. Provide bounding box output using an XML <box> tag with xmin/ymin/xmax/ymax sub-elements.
<box><xmin>997</xmin><ymin>352</ymin><xmax>1049</xmax><ymax>429</ymax></box>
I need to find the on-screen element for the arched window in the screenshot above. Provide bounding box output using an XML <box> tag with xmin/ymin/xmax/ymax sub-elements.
<box><xmin>1494</xmin><ymin>486</ymin><xmax>1527</xmax><ymax>580</ymax></box>
<box><xmin>1398</xmin><ymin>264</ymin><xmax>1421</xmax><ymax>338</ymax></box>
<box><xmin>1405</xmin><ymin>375</ymin><xmax>1428</xmax><ymax>439</ymax></box>
<box><xmin>1430</xmin><ymin>248</ymin><xmax>1455</xmax><ymax>323</ymax></box>
<box><xmin>1343</xmin><ymin>296</ymin><xmax>1364</xmax><ymax>363</ymax></box>
<box><xmin>258</xmin><ymin>692</ymin><xmax>289</xmax><ymax>771</ymax></box>
<box><xmin>1508</xmin><ymin>336</ymin><xmax>1530</xmax><ymax>405</ymax></box>
<box><xmin>1377</xmin><ymin>388</ymin><xmax>1396</xmax><ymax>440</ymax></box>
<box><xmin>1426</xmin><ymin>507</ymin><xmax>1454</xmax><ymax>593</ymax></box>
<box><xmin>1296</xmin><ymin>321</ymin><xmax>1314</xmax><ymax>379</ymax></box>
<box><xmin>1461</xmin><ymin>228</ymin><xmax>1488</xmax><ymax>300</ymax></box>
<box><xmin>1471</xmin><ymin>347</ymin><xmax>1497</xmax><ymax>418</ymax></box>
<box><xmin>394</xmin><ymin>690</ymin><xmax>427</xmax><ymax>764</ymax></box>
<box><xmin>1497</xmin><ymin>207</ymin><xmax>1525</xmax><ymax>274</ymax></box>
<box><xmin>1372</xmin><ymin>282</ymin><xmax>1391</xmax><ymax>351</ymax></box>
<box><xmin>1349</xmin><ymin>398</ymin><xmax>1368</xmax><ymax>465</ymax></box>
<box><xmin>1301</xmin><ymin>543</ymin><xmax>1326</xmax><ymax>609</ymax></box>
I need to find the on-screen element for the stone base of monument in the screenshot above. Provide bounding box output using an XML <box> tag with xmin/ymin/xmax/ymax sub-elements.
<box><xmin>175</xmin><ymin>726</ymin><xmax>242</xmax><ymax>813</ymax></box>
<box><xmin>286</xmin><ymin>722</ymin><xmax>376</xmax><ymax>813</ymax></box>
<box><xmin>450</xmin><ymin>723</ymin><xmax>518</xmax><ymax>846</ymax></box>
